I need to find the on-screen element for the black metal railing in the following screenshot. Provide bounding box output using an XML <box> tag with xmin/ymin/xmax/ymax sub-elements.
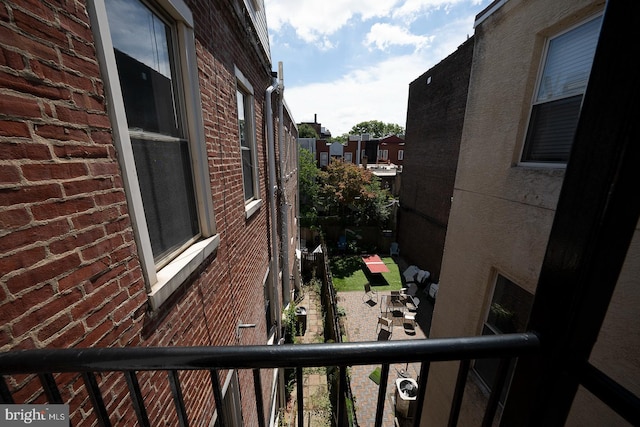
<box><xmin>0</xmin><ymin>333</ymin><xmax>539</xmax><ymax>427</ymax></box>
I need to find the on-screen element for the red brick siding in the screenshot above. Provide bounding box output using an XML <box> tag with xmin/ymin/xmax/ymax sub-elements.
<box><xmin>1</xmin><ymin>0</ymin><xmax>284</xmax><ymax>426</ymax></box>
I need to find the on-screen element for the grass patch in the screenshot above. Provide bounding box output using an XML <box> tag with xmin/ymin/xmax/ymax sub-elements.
<box><xmin>330</xmin><ymin>255</ymin><xmax>403</xmax><ymax>292</ymax></box>
<box><xmin>369</xmin><ymin>367</ymin><xmax>381</xmax><ymax>385</ymax></box>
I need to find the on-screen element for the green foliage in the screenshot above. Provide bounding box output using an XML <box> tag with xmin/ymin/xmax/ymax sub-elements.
<box><xmin>298</xmin><ymin>123</ymin><xmax>319</xmax><ymax>138</ymax></box>
<box><xmin>317</xmin><ymin>160</ymin><xmax>392</xmax><ymax>226</ymax></box>
<box><xmin>349</xmin><ymin>120</ymin><xmax>405</xmax><ymax>138</ymax></box>
<box><xmin>299</xmin><ymin>148</ymin><xmax>320</xmax><ymax>224</ymax></box>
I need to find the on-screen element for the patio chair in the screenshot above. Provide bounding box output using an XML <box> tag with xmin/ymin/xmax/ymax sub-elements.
<box><xmin>362</xmin><ymin>282</ymin><xmax>378</xmax><ymax>305</ymax></box>
<box><xmin>337</xmin><ymin>235</ymin><xmax>347</xmax><ymax>252</ymax></box>
<box><xmin>390</xmin><ymin>242</ymin><xmax>400</xmax><ymax>257</ymax></box>
<box><xmin>376</xmin><ymin>316</ymin><xmax>393</xmax><ymax>341</ymax></box>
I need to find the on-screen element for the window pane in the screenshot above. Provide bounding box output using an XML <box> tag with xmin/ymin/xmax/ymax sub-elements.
<box><xmin>474</xmin><ymin>277</ymin><xmax>533</xmax><ymax>402</ymax></box>
<box><xmin>522</xmin><ymin>16</ymin><xmax>601</xmax><ymax>163</ymax></box>
<box><xmin>106</xmin><ymin>0</ymin><xmax>180</xmax><ymax>136</ymax></box>
<box><xmin>131</xmin><ymin>137</ymin><xmax>199</xmax><ymax>261</ymax></box>
<box><xmin>487</xmin><ymin>276</ymin><xmax>533</xmax><ymax>334</ymax></box>
<box><xmin>237</xmin><ymin>89</ymin><xmax>255</xmax><ymax>201</ymax></box>
<box><xmin>523</xmin><ymin>95</ymin><xmax>582</xmax><ymax>163</ymax></box>
<box><xmin>537</xmin><ymin>17</ymin><xmax>601</xmax><ymax>101</ymax></box>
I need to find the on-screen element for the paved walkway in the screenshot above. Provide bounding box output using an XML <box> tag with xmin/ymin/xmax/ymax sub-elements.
<box><xmin>283</xmin><ymin>288</ymin><xmax>331</xmax><ymax>426</ymax></box>
<box><xmin>339</xmin><ymin>288</ymin><xmax>431</xmax><ymax>427</ymax></box>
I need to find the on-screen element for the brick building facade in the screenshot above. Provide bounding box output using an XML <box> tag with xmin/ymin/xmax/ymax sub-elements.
<box><xmin>397</xmin><ymin>37</ymin><xmax>473</xmax><ymax>281</ymax></box>
<box><xmin>0</xmin><ymin>0</ymin><xmax>297</xmax><ymax>425</ymax></box>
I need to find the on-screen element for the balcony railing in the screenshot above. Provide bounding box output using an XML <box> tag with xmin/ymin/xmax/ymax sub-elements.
<box><xmin>0</xmin><ymin>333</ymin><xmax>539</xmax><ymax>427</ymax></box>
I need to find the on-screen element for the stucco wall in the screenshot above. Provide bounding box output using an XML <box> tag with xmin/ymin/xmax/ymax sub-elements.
<box><xmin>419</xmin><ymin>0</ymin><xmax>625</xmax><ymax>426</ymax></box>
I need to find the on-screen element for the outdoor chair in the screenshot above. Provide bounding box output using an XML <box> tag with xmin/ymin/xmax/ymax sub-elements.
<box><xmin>376</xmin><ymin>315</ymin><xmax>393</xmax><ymax>341</ymax></box>
<box><xmin>390</xmin><ymin>242</ymin><xmax>400</xmax><ymax>256</ymax></box>
<box><xmin>362</xmin><ymin>282</ymin><xmax>378</xmax><ymax>305</ymax></box>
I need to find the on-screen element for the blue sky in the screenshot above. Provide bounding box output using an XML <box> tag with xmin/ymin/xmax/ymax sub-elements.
<box><xmin>264</xmin><ymin>0</ymin><xmax>493</xmax><ymax>137</ymax></box>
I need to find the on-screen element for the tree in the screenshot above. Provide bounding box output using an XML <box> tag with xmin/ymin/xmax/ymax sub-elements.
<box><xmin>349</xmin><ymin>120</ymin><xmax>404</xmax><ymax>138</ymax></box>
<box><xmin>298</xmin><ymin>123</ymin><xmax>318</xmax><ymax>138</ymax></box>
<box><xmin>298</xmin><ymin>148</ymin><xmax>320</xmax><ymax>225</ymax></box>
<box><xmin>317</xmin><ymin>160</ymin><xmax>392</xmax><ymax>226</ymax></box>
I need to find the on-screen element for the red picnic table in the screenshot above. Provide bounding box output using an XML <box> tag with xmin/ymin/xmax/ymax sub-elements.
<box><xmin>362</xmin><ymin>254</ymin><xmax>390</xmax><ymax>274</ymax></box>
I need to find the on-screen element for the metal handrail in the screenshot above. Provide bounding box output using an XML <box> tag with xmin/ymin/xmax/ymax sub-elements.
<box><xmin>0</xmin><ymin>333</ymin><xmax>540</xmax><ymax>427</ymax></box>
<box><xmin>0</xmin><ymin>333</ymin><xmax>540</xmax><ymax>374</ymax></box>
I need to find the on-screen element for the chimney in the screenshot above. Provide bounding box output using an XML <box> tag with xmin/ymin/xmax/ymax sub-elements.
<box><xmin>314</xmin><ymin>113</ymin><xmax>317</xmax><ymax>123</ymax></box>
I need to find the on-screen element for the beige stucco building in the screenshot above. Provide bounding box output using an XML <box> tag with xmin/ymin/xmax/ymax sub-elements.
<box><xmin>422</xmin><ymin>0</ymin><xmax>639</xmax><ymax>425</ymax></box>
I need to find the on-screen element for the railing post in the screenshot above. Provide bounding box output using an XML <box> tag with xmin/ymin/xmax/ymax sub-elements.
<box><xmin>168</xmin><ymin>370</ymin><xmax>189</xmax><ymax>427</ymax></box>
<box><xmin>374</xmin><ymin>363</ymin><xmax>390</xmax><ymax>427</ymax></box>
<box><xmin>412</xmin><ymin>361</ymin><xmax>430</xmax><ymax>427</ymax></box>
<box><xmin>253</xmin><ymin>369</ymin><xmax>266</xmax><ymax>427</ymax></box>
<box><xmin>82</xmin><ymin>372</ymin><xmax>111</xmax><ymax>427</ymax></box>
<box><xmin>1</xmin><ymin>376</ymin><xmax>14</xmax><ymax>404</ymax></box>
<box><xmin>209</xmin><ymin>370</ymin><xmax>225</xmax><ymax>426</ymax></box>
<box><xmin>123</xmin><ymin>371</ymin><xmax>150</xmax><ymax>427</ymax></box>
<box><xmin>448</xmin><ymin>360</ymin><xmax>470</xmax><ymax>427</ymax></box>
<box><xmin>297</xmin><ymin>367</ymin><xmax>304</xmax><ymax>426</ymax></box>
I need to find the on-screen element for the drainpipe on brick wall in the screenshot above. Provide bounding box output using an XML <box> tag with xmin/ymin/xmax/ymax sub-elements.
<box><xmin>266</xmin><ymin>77</ymin><xmax>282</xmax><ymax>338</ymax></box>
<box><xmin>277</xmin><ymin>62</ymin><xmax>291</xmax><ymax>305</ymax></box>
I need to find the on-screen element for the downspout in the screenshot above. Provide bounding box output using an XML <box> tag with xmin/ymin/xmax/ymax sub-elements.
<box><xmin>277</xmin><ymin>62</ymin><xmax>291</xmax><ymax>304</ymax></box>
<box><xmin>266</xmin><ymin>75</ymin><xmax>282</xmax><ymax>337</ymax></box>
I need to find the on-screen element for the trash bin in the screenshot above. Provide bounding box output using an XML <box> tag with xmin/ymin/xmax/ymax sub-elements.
<box><xmin>395</xmin><ymin>378</ymin><xmax>418</xmax><ymax>419</ymax></box>
<box><xmin>295</xmin><ymin>306</ymin><xmax>307</xmax><ymax>336</ymax></box>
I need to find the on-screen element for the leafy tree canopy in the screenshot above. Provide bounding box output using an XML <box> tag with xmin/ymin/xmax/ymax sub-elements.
<box><xmin>348</xmin><ymin>120</ymin><xmax>404</xmax><ymax>138</ymax></box>
<box><xmin>298</xmin><ymin>148</ymin><xmax>320</xmax><ymax>225</ymax></box>
<box><xmin>298</xmin><ymin>123</ymin><xmax>319</xmax><ymax>138</ymax></box>
<box><xmin>318</xmin><ymin>160</ymin><xmax>392</xmax><ymax>226</ymax></box>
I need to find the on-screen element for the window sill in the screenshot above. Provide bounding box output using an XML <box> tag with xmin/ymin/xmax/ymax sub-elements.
<box><xmin>148</xmin><ymin>234</ymin><xmax>220</xmax><ymax>310</ymax></box>
<box><xmin>245</xmin><ymin>198</ymin><xmax>263</xmax><ymax>219</ymax></box>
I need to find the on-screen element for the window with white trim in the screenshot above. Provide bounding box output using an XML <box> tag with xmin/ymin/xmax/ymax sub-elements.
<box><xmin>213</xmin><ymin>370</ymin><xmax>243</xmax><ymax>427</ymax></box>
<box><xmin>398</xmin><ymin>150</ymin><xmax>404</xmax><ymax>161</ymax></box>
<box><xmin>378</xmin><ymin>149</ymin><xmax>388</xmax><ymax>161</ymax></box>
<box><xmin>474</xmin><ymin>274</ymin><xmax>533</xmax><ymax>402</ymax></box>
<box><xmin>90</xmin><ymin>0</ymin><xmax>218</xmax><ymax>310</ymax></box>
<box><xmin>320</xmin><ymin>152</ymin><xmax>328</xmax><ymax>167</ymax></box>
<box><xmin>236</xmin><ymin>68</ymin><xmax>260</xmax><ymax>211</ymax></box>
<box><xmin>521</xmin><ymin>15</ymin><xmax>601</xmax><ymax>164</ymax></box>
<box><xmin>344</xmin><ymin>152</ymin><xmax>353</xmax><ymax>163</ymax></box>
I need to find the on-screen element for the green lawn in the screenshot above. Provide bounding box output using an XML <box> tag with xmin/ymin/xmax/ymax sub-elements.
<box><xmin>330</xmin><ymin>255</ymin><xmax>403</xmax><ymax>292</ymax></box>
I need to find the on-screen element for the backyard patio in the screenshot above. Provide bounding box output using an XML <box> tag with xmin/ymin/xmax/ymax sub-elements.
<box><xmin>334</xmin><ymin>255</ymin><xmax>435</xmax><ymax>426</ymax></box>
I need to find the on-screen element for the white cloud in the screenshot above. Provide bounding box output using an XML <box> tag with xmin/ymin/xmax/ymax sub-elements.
<box><xmin>284</xmin><ymin>53</ymin><xmax>431</xmax><ymax>136</ymax></box>
<box><xmin>281</xmin><ymin>10</ymin><xmax>478</xmax><ymax>136</ymax></box>
<box><xmin>364</xmin><ymin>23</ymin><xmax>433</xmax><ymax>51</ymax></box>
<box><xmin>265</xmin><ymin>0</ymin><xmax>400</xmax><ymax>43</ymax></box>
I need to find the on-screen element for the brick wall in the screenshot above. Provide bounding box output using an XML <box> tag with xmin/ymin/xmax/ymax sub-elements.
<box><xmin>397</xmin><ymin>37</ymin><xmax>474</xmax><ymax>281</ymax></box>
<box><xmin>0</xmin><ymin>0</ymin><xmax>283</xmax><ymax>425</ymax></box>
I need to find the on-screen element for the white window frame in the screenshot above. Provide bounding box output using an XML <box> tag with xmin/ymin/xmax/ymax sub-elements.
<box><xmin>319</xmin><ymin>152</ymin><xmax>328</xmax><ymax>167</ymax></box>
<box><xmin>344</xmin><ymin>152</ymin><xmax>353</xmax><ymax>163</ymax></box>
<box><xmin>378</xmin><ymin>149</ymin><xmax>388</xmax><ymax>161</ymax></box>
<box><xmin>398</xmin><ymin>150</ymin><xmax>404</xmax><ymax>161</ymax></box>
<box><xmin>211</xmin><ymin>370</ymin><xmax>243</xmax><ymax>427</ymax></box>
<box><xmin>88</xmin><ymin>0</ymin><xmax>219</xmax><ymax>311</ymax></box>
<box><xmin>235</xmin><ymin>66</ymin><xmax>262</xmax><ymax>218</ymax></box>
<box><xmin>520</xmin><ymin>14</ymin><xmax>602</xmax><ymax>166</ymax></box>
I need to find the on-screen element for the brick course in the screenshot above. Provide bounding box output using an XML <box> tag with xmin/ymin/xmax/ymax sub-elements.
<box><xmin>0</xmin><ymin>0</ymin><xmax>297</xmax><ymax>425</ymax></box>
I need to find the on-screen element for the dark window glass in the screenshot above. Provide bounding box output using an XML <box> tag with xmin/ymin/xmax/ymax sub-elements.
<box><xmin>106</xmin><ymin>0</ymin><xmax>200</xmax><ymax>262</ymax></box>
<box><xmin>522</xmin><ymin>95</ymin><xmax>583</xmax><ymax>163</ymax></box>
<box><xmin>474</xmin><ymin>275</ymin><xmax>533</xmax><ymax>402</ymax></box>
<box><xmin>131</xmin><ymin>138</ymin><xmax>199</xmax><ymax>260</ymax></box>
<box><xmin>521</xmin><ymin>16</ymin><xmax>601</xmax><ymax>163</ymax></box>
<box><xmin>237</xmin><ymin>89</ymin><xmax>255</xmax><ymax>201</ymax></box>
